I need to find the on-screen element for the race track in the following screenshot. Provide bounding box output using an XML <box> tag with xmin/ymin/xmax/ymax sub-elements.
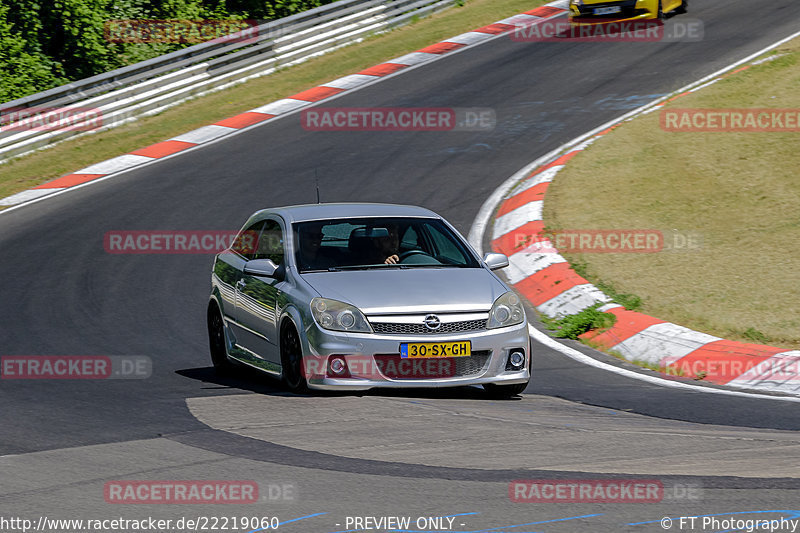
<box><xmin>2</xmin><ymin>0</ymin><xmax>800</xmax><ymax>530</ymax></box>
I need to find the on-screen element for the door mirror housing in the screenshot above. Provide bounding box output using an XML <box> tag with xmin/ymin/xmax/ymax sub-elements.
<box><xmin>483</xmin><ymin>252</ymin><xmax>509</xmax><ymax>270</ymax></box>
<box><xmin>244</xmin><ymin>258</ymin><xmax>281</xmax><ymax>278</ymax></box>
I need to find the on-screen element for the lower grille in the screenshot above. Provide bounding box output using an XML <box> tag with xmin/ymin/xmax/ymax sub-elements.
<box><xmin>575</xmin><ymin>0</ymin><xmax>637</xmax><ymax>15</ymax></box>
<box><xmin>373</xmin><ymin>351</ymin><xmax>491</xmax><ymax>380</ymax></box>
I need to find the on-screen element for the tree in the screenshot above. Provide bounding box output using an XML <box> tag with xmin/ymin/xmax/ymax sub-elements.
<box><xmin>0</xmin><ymin>1</ymin><xmax>66</xmax><ymax>103</ymax></box>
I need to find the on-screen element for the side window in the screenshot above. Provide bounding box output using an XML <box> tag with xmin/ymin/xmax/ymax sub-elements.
<box><xmin>232</xmin><ymin>221</ymin><xmax>265</xmax><ymax>260</ymax></box>
<box><xmin>400</xmin><ymin>226</ymin><xmax>421</xmax><ymax>251</ymax></box>
<box><xmin>255</xmin><ymin>220</ymin><xmax>285</xmax><ymax>265</ymax></box>
<box><xmin>427</xmin><ymin>224</ymin><xmax>467</xmax><ymax>266</ymax></box>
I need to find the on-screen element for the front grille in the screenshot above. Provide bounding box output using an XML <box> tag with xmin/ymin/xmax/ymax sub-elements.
<box><xmin>371</xmin><ymin>319</ymin><xmax>487</xmax><ymax>335</ymax></box>
<box><xmin>373</xmin><ymin>351</ymin><xmax>491</xmax><ymax>379</ymax></box>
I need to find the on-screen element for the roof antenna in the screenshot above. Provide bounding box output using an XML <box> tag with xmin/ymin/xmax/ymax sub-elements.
<box><xmin>315</xmin><ymin>169</ymin><xmax>321</xmax><ymax>204</ymax></box>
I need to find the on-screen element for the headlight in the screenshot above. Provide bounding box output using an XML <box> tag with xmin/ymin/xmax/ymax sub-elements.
<box><xmin>311</xmin><ymin>298</ymin><xmax>372</xmax><ymax>333</ymax></box>
<box><xmin>487</xmin><ymin>291</ymin><xmax>525</xmax><ymax>329</ymax></box>
<box><xmin>570</xmin><ymin>0</ymin><xmax>583</xmax><ymax>5</ymax></box>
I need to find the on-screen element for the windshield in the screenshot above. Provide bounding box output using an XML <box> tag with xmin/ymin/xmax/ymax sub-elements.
<box><xmin>293</xmin><ymin>217</ymin><xmax>480</xmax><ymax>272</ymax></box>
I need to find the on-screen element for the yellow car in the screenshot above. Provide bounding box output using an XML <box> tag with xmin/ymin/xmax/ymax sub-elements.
<box><xmin>569</xmin><ymin>0</ymin><xmax>687</xmax><ymax>23</ymax></box>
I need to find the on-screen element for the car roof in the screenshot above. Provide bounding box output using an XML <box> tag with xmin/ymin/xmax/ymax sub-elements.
<box><xmin>256</xmin><ymin>203</ymin><xmax>442</xmax><ymax>224</ymax></box>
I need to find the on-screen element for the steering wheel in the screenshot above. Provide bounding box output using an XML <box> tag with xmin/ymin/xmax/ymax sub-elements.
<box><xmin>398</xmin><ymin>250</ymin><xmax>429</xmax><ymax>262</ymax></box>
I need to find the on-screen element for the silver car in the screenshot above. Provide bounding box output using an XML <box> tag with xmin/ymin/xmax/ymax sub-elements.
<box><xmin>207</xmin><ymin>203</ymin><xmax>531</xmax><ymax>397</ymax></box>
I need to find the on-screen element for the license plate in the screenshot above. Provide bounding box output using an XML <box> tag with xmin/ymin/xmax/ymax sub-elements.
<box><xmin>594</xmin><ymin>6</ymin><xmax>621</xmax><ymax>14</ymax></box>
<box><xmin>400</xmin><ymin>341</ymin><xmax>471</xmax><ymax>358</ymax></box>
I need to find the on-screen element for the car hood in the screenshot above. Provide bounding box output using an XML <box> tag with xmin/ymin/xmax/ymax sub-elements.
<box><xmin>300</xmin><ymin>268</ymin><xmax>508</xmax><ymax>315</ymax></box>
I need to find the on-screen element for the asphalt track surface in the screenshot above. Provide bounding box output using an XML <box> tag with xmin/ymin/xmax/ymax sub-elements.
<box><xmin>2</xmin><ymin>0</ymin><xmax>800</xmax><ymax>530</ymax></box>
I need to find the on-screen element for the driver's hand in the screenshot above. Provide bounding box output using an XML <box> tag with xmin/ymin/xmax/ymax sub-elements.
<box><xmin>384</xmin><ymin>254</ymin><xmax>400</xmax><ymax>264</ymax></box>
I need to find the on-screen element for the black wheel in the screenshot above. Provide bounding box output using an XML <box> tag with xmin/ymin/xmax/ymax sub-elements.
<box><xmin>675</xmin><ymin>0</ymin><xmax>687</xmax><ymax>14</ymax></box>
<box><xmin>483</xmin><ymin>381</ymin><xmax>529</xmax><ymax>399</ymax></box>
<box><xmin>280</xmin><ymin>322</ymin><xmax>308</xmax><ymax>393</ymax></box>
<box><xmin>208</xmin><ymin>304</ymin><xmax>232</xmax><ymax>374</ymax></box>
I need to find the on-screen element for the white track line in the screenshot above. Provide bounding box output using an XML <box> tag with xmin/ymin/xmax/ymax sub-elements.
<box><xmin>528</xmin><ymin>325</ymin><xmax>800</xmax><ymax>403</ymax></box>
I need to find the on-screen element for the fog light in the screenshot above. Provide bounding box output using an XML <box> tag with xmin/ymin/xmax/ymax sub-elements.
<box><xmin>329</xmin><ymin>356</ymin><xmax>347</xmax><ymax>375</ymax></box>
<box><xmin>507</xmin><ymin>350</ymin><xmax>525</xmax><ymax>370</ymax></box>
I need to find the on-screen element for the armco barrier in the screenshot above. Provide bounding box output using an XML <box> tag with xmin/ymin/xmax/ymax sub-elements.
<box><xmin>0</xmin><ymin>0</ymin><xmax>457</xmax><ymax>162</ymax></box>
<box><xmin>0</xmin><ymin>2</ymin><xmax>570</xmax><ymax>208</ymax></box>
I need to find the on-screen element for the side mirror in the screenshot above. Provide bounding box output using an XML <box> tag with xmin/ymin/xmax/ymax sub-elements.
<box><xmin>483</xmin><ymin>252</ymin><xmax>509</xmax><ymax>270</ymax></box>
<box><xmin>243</xmin><ymin>258</ymin><xmax>280</xmax><ymax>278</ymax></box>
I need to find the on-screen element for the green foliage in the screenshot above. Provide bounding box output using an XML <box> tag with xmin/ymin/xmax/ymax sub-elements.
<box><xmin>542</xmin><ymin>303</ymin><xmax>616</xmax><ymax>340</ymax></box>
<box><xmin>267</xmin><ymin>0</ymin><xmax>328</xmax><ymax>19</ymax></box>
<box><xmin>742</xmin><ymin>327</ymin><xmax>770</xmax><ymax>344</ymax></box>
<box><xmin>0</xmin><ymin>2</ymin><xmax>67</xmax><ymax>102</ymax></box>
<box><xmin>0</xmin><ymin>0</ymin><xmax>337</xmax><ymax>103</ymax></box>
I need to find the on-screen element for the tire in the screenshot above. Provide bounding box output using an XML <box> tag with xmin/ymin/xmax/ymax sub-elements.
<box><xmin>280</xmin><ymin>322</ymin><xmax>308</xmax><ymax>393</ymax></box>
<box><xmin>208</xmin><ymin>304</ymin><xmax>233</xmax><ymax>374</ymax></box>
<box><xmin>675</xmin><ymin>0</ymin><xmax>687</xmax><ymax>14</ymax></box>
<box><xmin>483</xmin><ymin>381</ymin><xmax>529</xmax><ymax>399</ymax></box>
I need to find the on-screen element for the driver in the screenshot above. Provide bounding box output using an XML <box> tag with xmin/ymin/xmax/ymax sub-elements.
<box><xmin>375</xmin><ymin>223</ymin><xmax>400</xmax><ymax>265</ymax></box>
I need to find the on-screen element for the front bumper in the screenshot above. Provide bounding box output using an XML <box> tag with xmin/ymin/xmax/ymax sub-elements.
<box><xmin>301</xmin><ymin>322</ymin><xmax>531</xmax><ymax>391</ymax></box>
<box><xmin>569</xmin><ymin>0</ymin><xmax>657</xmax><ymax>22</ymax></box>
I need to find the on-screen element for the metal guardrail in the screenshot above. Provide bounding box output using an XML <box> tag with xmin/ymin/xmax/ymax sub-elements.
<box><xmin>0</xmin><ymin>0</ymin><xmax>457</xmax><ymax>162</ymax></box>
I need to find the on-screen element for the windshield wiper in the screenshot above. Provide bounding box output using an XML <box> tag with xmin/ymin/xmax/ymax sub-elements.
<box><xmin>327</xmin><ymin>264</ymin><xmax>409</xmax><ymax>271</ymax></box>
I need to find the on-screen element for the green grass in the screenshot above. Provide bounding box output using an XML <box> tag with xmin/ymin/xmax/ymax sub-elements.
<box><xmin>542</xmin><ymin>303</ymin><xmax>617</xmax><ymax>340</ymax></box>
<box><xmin>0</xmin><ymin>0</ymin><xmax>548</xmax><ymax>203</ymax></box>
<box><xmin>543</xmin><ymin>38</ymin><xmax>800</xmax><ymax>350</ymax></box>
<box><xmin>570</xmin><ymin>258</ymin><xmax>643</xmax><ymax>310</ymax></box>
